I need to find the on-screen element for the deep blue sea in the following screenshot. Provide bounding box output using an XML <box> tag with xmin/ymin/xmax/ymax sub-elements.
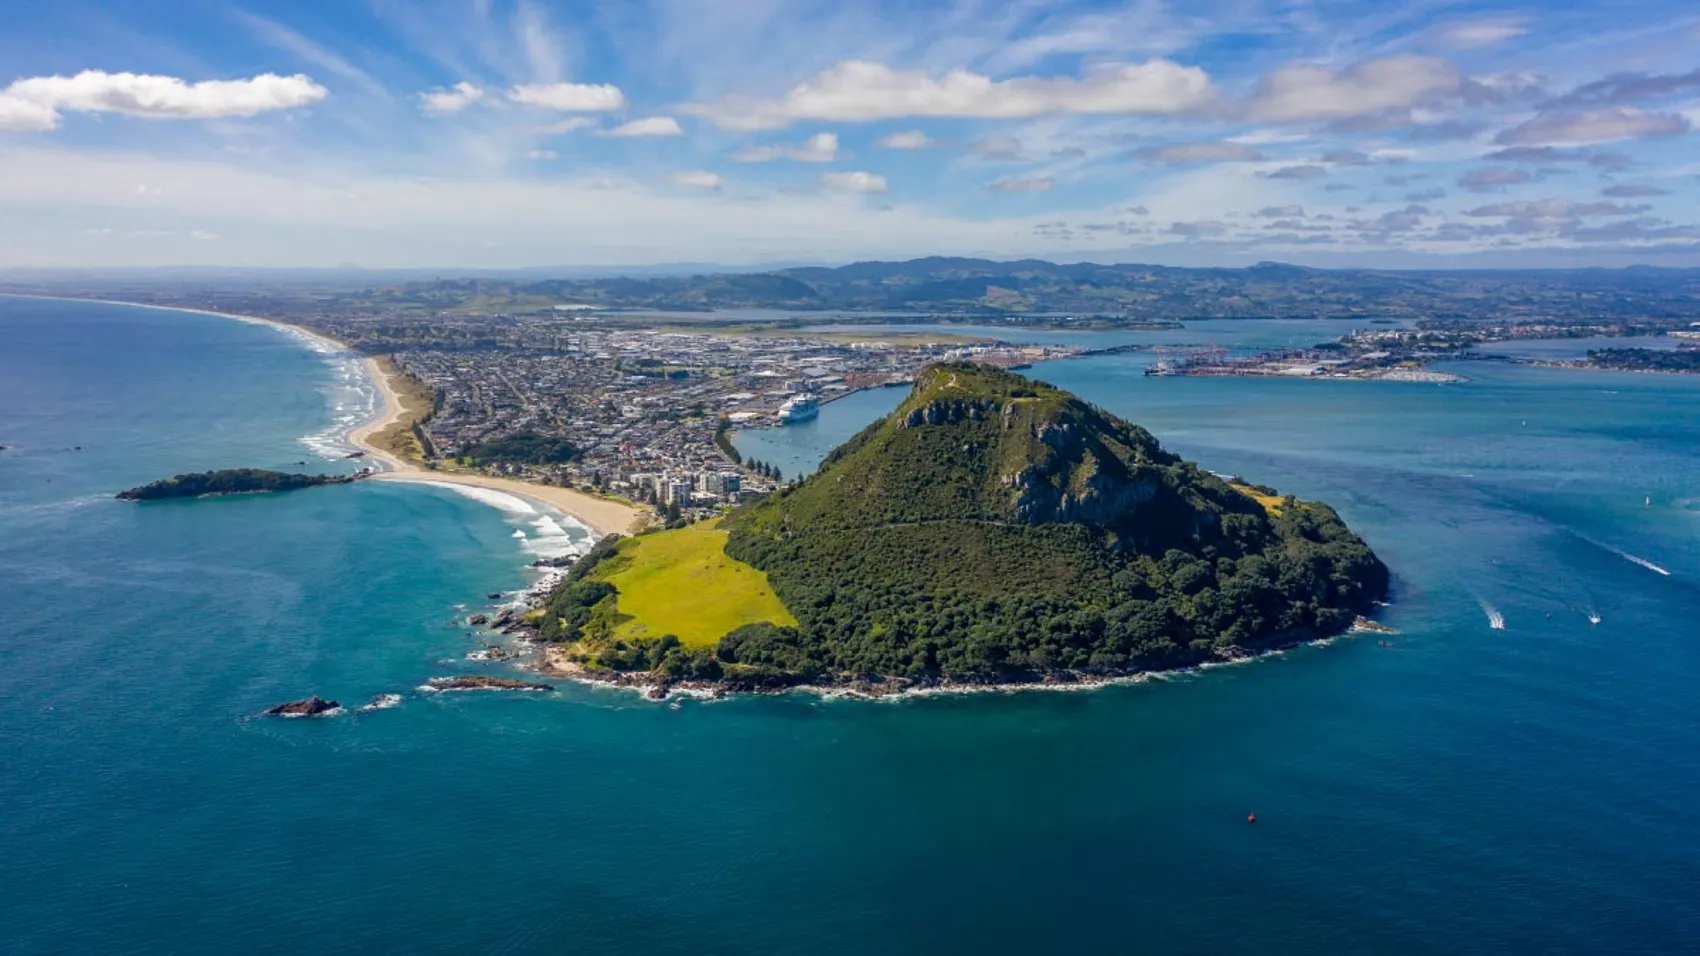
<box><xmin>4</xmin><ymin>299</ymin><xmax>1699</xmax><ymax>955</ymax></box>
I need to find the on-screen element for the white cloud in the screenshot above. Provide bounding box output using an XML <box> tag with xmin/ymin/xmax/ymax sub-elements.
<box><xmin>189</xmin><ymin>229</ymin><xmax>219</xmax><ymax>241</ymax></box>
<box><xmin>987</xmin><ymin>176</ymin><xmax>1053</xmax><ymax>193</ymax></box>
<box><xmin>603</xmin><ymin>116</ymin><xmax>685</xmax><ymax>137</ymax></box>
<box><xmin>508</xmin><ymin>82</ymin><xmax>625</xmax><ymax>111</ymax></box>
<box><xmin>1</xmin><ymin>71</ymin><xmax>326</xmax><ymax>129</ymax></box>
<box><xmin>1434</xmin><ymin>19</ymin><xmax>1529</xmax><ymax>49</ymax></box>
<box><xmin>537</xmin><ymin>117</ymin><xmax>598</xmax><ymax>135</ymax></box>
<box><xmin>668</xmin><ymin>170</ymin><xmax>724</xmax><ymax>190</ymax></box>
<box><xmin>820</xmin><ymin>171</ymin><xmax>888</xmax><ymax>193</ymax></box>
<box><xmin>0</xmin><ymin>95</ymin><xmax>58</xmax><ymax>130</ymax></box>
<box><xmin>877</xmin><ymin>129</ymin><xmax>933</xmax><ymax>149</ymax></box>
<box><xmin>1495</xmin><ymin>107</ymin><xmax>1691</xmax><ymax>144</ymax></box>
<box><xmin>1244</xmin><ymin>56</ymin><xmax>1463</xmax><ymax>121</ymax></box>
<box><xmin>733</xmin><ymin>132</ymin><xmax>839</xmax><ymax>162</ymax></box>
<box><xmin>420</xmin><ymin>82</ymin><xmax>484</xmax><ymax>114</ymax></box>
<box><xmin>682</xmin><ymin>58</ymin><xmax>1215</xmax><ymax>129</ymax></box>
<box><xmin>526</xmin><ymin>149</ymin><xmax>558</xmax><ymax>160</ymax></box>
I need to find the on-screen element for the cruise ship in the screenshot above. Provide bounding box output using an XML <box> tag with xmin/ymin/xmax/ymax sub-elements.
<box><xmin>777</xmin><ymin>395</ymin><xmax>819</xmax><ymax>424</ymax></box>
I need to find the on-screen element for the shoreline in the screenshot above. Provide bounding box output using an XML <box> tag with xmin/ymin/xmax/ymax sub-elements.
<box><xmin>526</xmin><ymin>618</ymin><xmax>1394</xmax><ymax>703</ymax></box>
<box><xmin>0</xmin><ymin>292</ymin><xmax>353</xmax><ymax>354</ymax></box>
<box><xmin>5</xmin><ymin>293</ymin><xmax>645</xmax><ymax>538</ymax></box>
<box><xmin>347</xmin><ymin>354</ymin><xmax>645</xmax><ymax>537</ymax></box>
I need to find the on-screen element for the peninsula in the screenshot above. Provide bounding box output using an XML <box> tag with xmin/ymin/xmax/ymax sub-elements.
<box><xmin>535</xmin><ymin>363</ymin><xmax>1388</xmax><ymax>695</ymax></box>
<box><xmin>117</xmin><ymin>469</ymin><xmax>365</xmax><ymax>501</ymax></box>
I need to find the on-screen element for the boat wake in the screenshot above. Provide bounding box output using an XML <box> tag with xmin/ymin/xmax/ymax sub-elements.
<box><xmin>1568</xmin><ymin>530</ymin><xmax>1674</xmax><ymax>578</ymax></box>
<box><xmin>1613</xmin><ymin>549</ymin><xmax>1671</xmax><ymax>577</ymax></box>
<box><xmin>1479</xmin><ymin>599</ymin><xmax>1506</xmax><ymax>630</ymax></box>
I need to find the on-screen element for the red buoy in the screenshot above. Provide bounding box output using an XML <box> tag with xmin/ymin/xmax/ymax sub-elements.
<box><xmin>1247</xmin><ymin>812</ymin><xmax>1257</xmax><ymax>823</ymax></box>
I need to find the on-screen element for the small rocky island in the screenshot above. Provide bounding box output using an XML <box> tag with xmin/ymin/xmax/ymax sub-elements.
<box><xmin>117</xmin><ymin>468</ymin><xmax>366</xmax><ymax>501</ymax></box>
<box><xmin>427</xmin><ymin>675</ymin><xmax>554</xmax><ymax>692</ymax></box>
<box><xmin>263</xmin><ymin>696</ymin><xmax>341</xmax><ymax>717</ymax></box>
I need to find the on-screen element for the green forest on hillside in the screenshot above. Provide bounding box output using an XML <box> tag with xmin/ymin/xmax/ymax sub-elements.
<box><xmin>540</xmin><ymin>363</ymin><xmax>1388</xmax><ymax>688</ymax></box>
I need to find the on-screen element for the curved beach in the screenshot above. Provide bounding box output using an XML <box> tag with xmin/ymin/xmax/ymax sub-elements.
<box><xmin>349</xmin><ymin>354</ymin><xmax>644</xmax><ymax>537</ymax></box>
<box><xmin>3</xmin><ymin>294</ymin><xmax>646</xmax><ymax>539</ymax></box>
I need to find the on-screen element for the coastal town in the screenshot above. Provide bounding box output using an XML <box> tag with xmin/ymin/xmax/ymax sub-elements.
<box><xmin>7</xmin><ymin>261</ymin><xmax>1699</xmax><ymax>523</ymax></box>
<box><xmin>372</xmin><ymin>322</ymin><xmax>1070</xmax><ymax>514</ymax></box>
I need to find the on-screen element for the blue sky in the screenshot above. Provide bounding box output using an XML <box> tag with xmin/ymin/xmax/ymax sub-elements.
<box><xmin>1</xmin><ymin>0</ymin><xmax>1698</xmax><ymax>269</ymax></box>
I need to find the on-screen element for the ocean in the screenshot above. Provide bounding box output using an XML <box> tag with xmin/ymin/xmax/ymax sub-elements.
<box><xmin>3</xmin><ymin>298</ymin><xmax>1698</xmax><ymax>955</ymax></box>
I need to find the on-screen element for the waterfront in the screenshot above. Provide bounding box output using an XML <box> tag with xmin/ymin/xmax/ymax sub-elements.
<box><xmin>3</xmin><ymin>298</ymin><xmax>1699</xmax><ymax>955</ymax></box>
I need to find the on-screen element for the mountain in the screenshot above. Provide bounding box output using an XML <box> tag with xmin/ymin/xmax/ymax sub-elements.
<box><xmin>342</xmin><ymin>257</ymin><xmax>1700</xmax><ymax>324</ymax></box>
<box><xmin>543</xmin><ymin>363</ymin><xmax>1388</xmax><ymax>691</ymax></box>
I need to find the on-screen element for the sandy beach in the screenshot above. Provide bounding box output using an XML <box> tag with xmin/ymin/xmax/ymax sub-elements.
<box><xmin>350</xmin><ymin>356</ymin><xmax>645</xmax><ymax>537</ymax></box>
<box><xmin>9</xmin><ymin>294</ymin><xmax>647</xmax><ymax>539</ymax></box>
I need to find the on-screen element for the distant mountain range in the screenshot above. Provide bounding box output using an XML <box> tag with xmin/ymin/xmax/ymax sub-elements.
<box><xmin>10</xmin><ymin>256</ymin><xmax>1700</xmax><ymax>326</ymax></box>
<box><xmin>358</xmin><ymin>257</ymin><xmax>1700</xmax><ymax>322</ymax></box>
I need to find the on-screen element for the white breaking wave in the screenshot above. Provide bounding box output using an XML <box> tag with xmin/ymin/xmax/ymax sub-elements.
<box><xmin>423</xmin><ymin>483</ymin><xmax>539</xmax><ymax>516</ymax></box>
<box><xmin>400</xmin><ymin>480</ymin><xmax>593</xmax><ymax>564</ymax></box>
<box><xmin>521</xmin><ymin>514</ymin><xmax>586</xmax><ymax>561</ymax></box>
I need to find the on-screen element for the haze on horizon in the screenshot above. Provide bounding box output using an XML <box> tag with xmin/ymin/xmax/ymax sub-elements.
<box><xmin>1</xmin><ymin>0</ymin><xmax>1698</xmax><ymax>271</ymax></box>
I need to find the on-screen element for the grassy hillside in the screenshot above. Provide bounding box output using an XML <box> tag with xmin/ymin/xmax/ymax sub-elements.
<box><xmin>595</xmin><ymin>520</ymin><xmax>795</xmax><ymax>648</ymax></box>
<box><xmin>535</xmin><ymin>520</ymin><xmax>795</xmax><ymax>677</ymax></box>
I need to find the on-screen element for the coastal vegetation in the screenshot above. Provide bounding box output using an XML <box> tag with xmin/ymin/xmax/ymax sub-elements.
<box><xmin>464</xmin><ymin>432</ymin><xmax>579</xmax><ymax>465</ymax></box>
<box><xmin>117</xmin><ymin>469</ymin><xmax>361</xmax><ymax>501</ymax></box>
<box><xmin>540</xmin><ymin>363</ymin><xmax>1388</xmax><ymax>691</ymax></box>
<box><xmin>369</xmin><ymin>357</ymin><xmax>439</xmax><ymax>461</ymax></box>
<box><xmin>713</xmin><ymin>417</ymin><xmax>741</xmax><ymax>464</ymax></box>
<box><xmin>1584</xmin><ymin>348</ymin><xmax>1700</xmax><ymax>372</ymax></box>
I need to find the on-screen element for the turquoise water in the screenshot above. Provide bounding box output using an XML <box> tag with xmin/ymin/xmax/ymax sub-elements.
<box><xmin>4</xmin><ymin>299</ymin><xmax>1699</xmax><ymax>955</ymax></box>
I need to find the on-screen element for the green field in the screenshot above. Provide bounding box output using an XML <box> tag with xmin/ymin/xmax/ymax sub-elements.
<box><xmin>598</xmin><ymin>520</ymin><xmax>796</xmax><ymax>647</ymax></box>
